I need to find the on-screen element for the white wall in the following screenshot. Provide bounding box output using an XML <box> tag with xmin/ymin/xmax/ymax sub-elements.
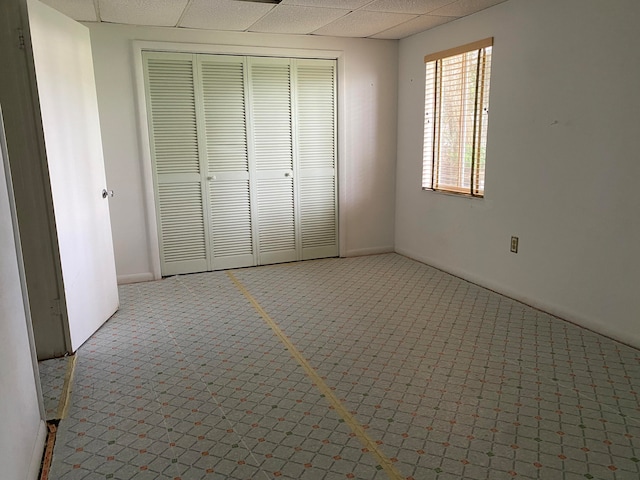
<box><xmin>85</xmin><ymin>24</ymin><xmax>398</xmax><ymax>283</ymax></box>
<box><xmin>396</xmin><ymin>0</ymin><xmax>640</xmax><ymax>347</ymax></box>
<box><xmin>0</xmin><ymin>109</ymin><xmax>46</xmax><ymax>479</ymax></box>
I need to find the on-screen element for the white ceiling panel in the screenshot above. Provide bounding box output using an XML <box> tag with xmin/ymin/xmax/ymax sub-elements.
<box><xmin>41</xmin><ymin>0</ymin><xmax>511</xmax><ymax>39</ymax></box>
<box><xmin>429</xmin><ymin>0</ymin><xmax>507</xmax><ymax>18</ymax></box>
<box><xmin>40</xmin><ymin>0</ymin><xmax>98</xmax><ymax>22</ymax></box>
<box><xmin>98</xmin><ymin>0</ymin><xmax>189</xmax><ymax>26</ymax></box>
<box><xmin>249</xmin><ymin>5</ymin><xmax>349</xmax><ymax>35</ymax></box>
<box><xmin>371</xmin><ymin>15</ymin><xmax>455</xmax><ymax>39</ymax></box>
<box><xmin>312</xmin><ymin>10</ymin><xmax>416</xmax><ymax>38</ymax></box>
<box><xmin>280</xmin><ymin>0</ymin><xmax>372</xmax><ymax>9</ymax></box>
<box><xmin>363</xmin><ymin>0</ymin><xmax>456</xmax><ymax>15</ymax></box>
<box><xmin>179</xmin><ymin>0</ymin><xmax>274</xmax><ymax>31</ymax></box>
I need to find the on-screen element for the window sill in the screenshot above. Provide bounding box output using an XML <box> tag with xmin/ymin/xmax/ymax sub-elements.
<box><xmin>422</xmin><ymin>188</ymin><xmax>484</xmax><ymax>200</ymax></box>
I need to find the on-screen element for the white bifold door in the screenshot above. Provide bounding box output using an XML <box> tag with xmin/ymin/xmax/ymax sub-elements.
<box><xmin>143</xmin><ymin>53</ymin><xmax>338</xmax><ymax>276</ymax></box>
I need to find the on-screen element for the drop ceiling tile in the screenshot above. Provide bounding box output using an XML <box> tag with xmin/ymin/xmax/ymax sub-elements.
<box><xmin>248</xmin><ymin>5</ymin><xmax>349</xmax><ymax>34</ymax></box>
<box><xmin>371</xmin><ymin>15</ymin><xmax>455</xmax><ymax>39</ymax></box>
<box><xmin>312</xmin><ymin>10</ymin><xmax>417</xmax><ymax>38</ymax></box>
<box><xmin>429</xmin><ymin>0</ymin><xmax>507</xmax><ymax>17</ymax></box>
<box><xmin>98</xmin><ymin>0</ymin><xmax>189</xmax><ymax>26</ymax></box>
<box><xmin>363</xmin><ymin>0</ymin><xmax>456</xmax><ymax>15</ymax></box>
<box><xmin>180</xmin><ymin>0</ymin><xmax>274</xmax><ymax>31</ymax></box>
<box><xmin>40</xmin><ymin>0</ymin><xmax>98</xmax><ymax>21</ymax></box>
<box><xmin>280</xmin><ymin>0</ymin><xmax>372</xmax><ymax>9</ymax></box>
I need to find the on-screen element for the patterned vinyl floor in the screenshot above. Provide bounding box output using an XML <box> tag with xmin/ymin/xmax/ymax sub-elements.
<box><xmin>47</xmin><ymin>254</ymin><xmax>640</xmax><ymax>479</ymax></box>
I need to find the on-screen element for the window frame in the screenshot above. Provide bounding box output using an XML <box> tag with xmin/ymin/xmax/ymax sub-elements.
<box><xmin>422</xmin><ymin>37</ymin><xmax>493</xmax><ymax>198</ymax></box>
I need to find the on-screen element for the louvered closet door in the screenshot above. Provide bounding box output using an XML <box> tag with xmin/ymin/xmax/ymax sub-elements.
<box><xmin>248</xmin><ymin>58</ymin><xmax>298</xmax><ymax>265</ymax></box>
<box><xmin>143</xmin><ymin>52</ymin><xmax>209</xmax><ymax>276</ymax></box>
<box><xmin>199</xmin><ymin>55</ymin><xmax>256</xmax><ymax>270</ymax></box>
<box><xmin>293</xmin><ymin>59</ymin><xmax>338</xmax><ymax>260</ymax></box>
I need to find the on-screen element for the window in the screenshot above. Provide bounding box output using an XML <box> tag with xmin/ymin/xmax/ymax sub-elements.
<box><xmin>423</xmin><ymin>38</ymin><xmax>493</xmax><ymax>197</ymax></box>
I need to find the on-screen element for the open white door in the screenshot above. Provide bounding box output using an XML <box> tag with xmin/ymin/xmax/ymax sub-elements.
<box><xmin>28</xmin><ymin>0</ymin><xmax>118</xmax><ymax>351</ymax></box>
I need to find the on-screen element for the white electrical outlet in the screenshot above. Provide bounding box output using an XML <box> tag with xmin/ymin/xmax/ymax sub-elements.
<box><xmin>510</xmin><ymin>236</ymin><xmax>519</xmax><ymax>253</ymax></box>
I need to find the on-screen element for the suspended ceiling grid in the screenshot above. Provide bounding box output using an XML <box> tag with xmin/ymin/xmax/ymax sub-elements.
<box><xmin>40</xmin><ymin>0</ymin><xmax>508</xmax><ymax>40</ymax></box>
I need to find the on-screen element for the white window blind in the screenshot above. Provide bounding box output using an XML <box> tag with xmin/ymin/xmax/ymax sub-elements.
<box><xmin>423</xmin><ymin>38</ymin><xmax>493</xmax><ymax>197</ymax></box>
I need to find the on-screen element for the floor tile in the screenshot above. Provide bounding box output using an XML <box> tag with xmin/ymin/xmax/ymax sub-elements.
<box><xmin>48</xmin><ymin>254</ymin><xmax>640</xmax><ymax>479</ymax></box>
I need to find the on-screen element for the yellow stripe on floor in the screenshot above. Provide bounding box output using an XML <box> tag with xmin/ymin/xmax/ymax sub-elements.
<box><xmin>227</xmin><ymin>271</ymin><xmax>404</xmax><ymax>480</ymax></box>
<box><xmin>57</xmin><ymin>354</ymin><xmax>77</xmax><ymax>419</ymax></box>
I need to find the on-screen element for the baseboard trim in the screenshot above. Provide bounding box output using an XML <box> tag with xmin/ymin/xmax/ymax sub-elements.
<box><xmin>342</xmin><ymin>246</ymin><xmax>394</xmax><ymax>258</ymax></box>
<box><xmin>29</xmin><ymin>420</ymin><xmax>47</xmax><ymax>480</ymax></box>
<box><xmin>117</xmin><ymin>272</ymin><xmax>155</xmax><ymax>285</ymax></box>
<box><xmin>395</xmin><ymin>247</ymin><xmax>640</xmax><ymax>350</ymax></box>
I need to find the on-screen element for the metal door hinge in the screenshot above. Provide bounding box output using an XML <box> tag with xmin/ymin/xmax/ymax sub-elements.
<box><xmin>18</xmin><ymin>28</ymin><xmax>25</xmax><ymax>49</ymax></box>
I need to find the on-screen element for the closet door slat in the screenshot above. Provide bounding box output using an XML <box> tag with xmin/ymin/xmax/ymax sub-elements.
<box><xmin>144</xmin><ymin>52</ymin><xmax>208</xmax><ymax>275</ymax></box>
<box><xmin>143</xmin><ymin>53</ymin><xmax>338</xmax><ymax>274</ymax></box>
<box><xmin>249</xmin><ymin>58</ymin><xmax>297</xmax><ymax>265</ymax></box>
<box><xmin>199</xmin><ymin>56</ymin><xmax>255</xmax><ymax>269</ymax></box>
<box><xmin>294</xmin><ymin>59</ymin><xmax>338</xmax><ymax>259</ymax></box>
